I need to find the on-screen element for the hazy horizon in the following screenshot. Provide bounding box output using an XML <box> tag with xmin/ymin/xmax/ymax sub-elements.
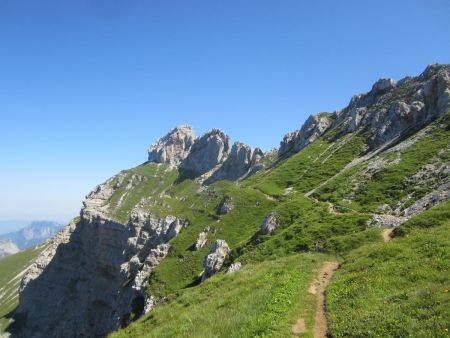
<box><xmin>0</xmin><ymin>219</ymin><xmax>66</xmax><ymax>236</ymax></box>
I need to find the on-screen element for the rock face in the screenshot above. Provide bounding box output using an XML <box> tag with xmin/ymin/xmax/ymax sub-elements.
<box><xmin>227</xmin><ymin>262</ymin><xmax>242</xmax><ymax>274</ymax></box>
<box><xmin>180</xmin><ymin>128</ymin><xmax>230</xmax><ymax>176</ymax></box>
<box><xmin>279</xmin><ymin>64</ymin><xmax>450</xmax><ymax>158</ymax></box>
<box><xmin>201</xmin><ymin>239</ymin><xmax>230</xmax><ymax>282</ymax></box>
<box><xmin>260</xmin><ymin>212</ymin><xmax>280</xmax><ymax>235</ymax></box>
<box><xmin>217</xmin><ymin>196</ymin><xmax>234</xmax><ymax>215</ymax></box>
<box><xmin>148</xmin><ymin>125</ymin><xmax>196</xmax><ymax>165</ymax></box>
<box><xmin>12</xmin><ymin>177</ymin><xmax>188</xmax><ymax>338</ymax></box>
<box><xmin>279</xmin><ymin>113</ymin><xmax>333</xmax><ymax>157</ymax></box>
<box><xmin>205</xmin><ymin>142</ymin><xmax>265</xmax><ymax>184</ymax></box>
<box><xmin>148</xmin><ymin>126</ymin><xmax>265</xmax><ymax>184</ymax></box>
<box><xmin>402</xmin><ymin>183</ymin><xmax>450</xmax><ymax>217</ymax></box>
<box><xmin>194</xmin><ymin>226</ymin><xmax>210</xmax><ymax>250</ymax></box>
<box><xmin>334</xmin><ymin>64</ymin><xmax>450</xmax><ymax>148</ymax></box>
<box><xmin>368</xmin><ymin>214</ymin><xmax>408</xmax><ymax>228</ymax></box>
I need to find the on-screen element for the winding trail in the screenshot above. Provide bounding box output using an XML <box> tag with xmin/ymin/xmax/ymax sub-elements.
<box><xmin>292</xmin><ymin>261</ymin><xmax>339</xmax><ymax>337</ymax></box>
<box><xmin>310</xmin><ymin>261</ymin><xmax>339</xmax><ymax>338</ymax></box>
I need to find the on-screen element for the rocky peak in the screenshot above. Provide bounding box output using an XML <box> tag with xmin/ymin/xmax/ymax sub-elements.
<box><xmin>205</xmin><ymin>141</ymin><xmax>264</xmax><ymax>183</ymax></box>
<box><xmin>278</xmin><ymin>113</ymin><xmax>333</xmax><ymax>157</ymax></box>
<box><xmin>336</xmin><ymin>64</ymin><xmax>450</xmax><ymax>147</ymax></box>
<box><xmin>148</xmin><ymin>125</ymin><xmax>196</xmax><ymax>165</ymax></box>
<box><xmin>371</xmin><ymin>78</ymin><xmax>397</xmax><ymax>94</ymax></box>
<box><xmin>279</xmin><ymin>64</ymin><xmax>450</xmax><ymax>159</ymax></box>
<box><xmin>180</xmin><ymin>128</ymin><xmax>231</xmax><ymax>176</ymax></box>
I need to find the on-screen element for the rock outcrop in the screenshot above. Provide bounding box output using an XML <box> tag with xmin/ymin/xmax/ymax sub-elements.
<box><xmin>279</xmin><ymin>64</ymin><xmax>450</xmax><ymax>158</ymax></box>
<box><xmin>180</xmin><ymin>129</ymin><xmax>230</xmax><ymax>176</ymax></box>
<box><xmin>402</xmin><ymin>183</ymin><xmax>450</xmax><ymax>217</ymax></box>
<box><xmin>217</xmin><ymin>196</ymin><xmax>234</xmax><ymax>215</ymax></box>
<box><xmin>12</xmin><ymin>177</ymin><xmax>188</xmax><ymax>338</ymax></box>
<box><xmin>334</xmin><ymin>64</ymin><xmax>450</xmax><ymax>148</ymax></box>
<box><xmin>194</xmin><ymin>226</ymin><xmax>210</xmax><ymax>250</ymax></box>
<box><xmin>367</xmin><ymin>214</ymin><xmax>408</xmax><ymax>228</ymax></box>
<box><xmin>148</xmin><ymin>125</ymin><xmax>196</xmax><ymax>165</ymax></box>
<box><xmin>227</xmin><ymin>262</ymin><xmax>242</xmax><ymax>274</ymax></box>
<box><xmin>201</xmin><ymin>239</ymin><xmax>230</xmax><ymax>282</ymax></box>
<box><xmin>279</xmin><ymin>113</ymin><xmax>333</xmax><ymax>157</ymax></box>
<box><xmin>205</xmin><ymin>142</ymin><xmax>265</xmax><ymax>183</ymax></box>
<box><xmin>148</xmin><ymin>126</ymin><xmax>266</xmax><ymax>184</ymax></box>
<box><xmin>260</xmin><ymin>212</ymin><xmax>280</xmax><ymax>235</ymax></box>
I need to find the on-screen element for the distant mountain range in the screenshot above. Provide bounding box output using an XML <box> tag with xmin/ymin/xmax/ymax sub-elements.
<box><xmin>0</xmin><ymin>221</ymin><xmax>63</xmax><ymax>257</ymax></box>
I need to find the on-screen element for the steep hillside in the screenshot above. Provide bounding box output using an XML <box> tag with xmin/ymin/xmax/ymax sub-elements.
<box><xmin>2</xmin><ymin>64</ymin><xmax>449</xmax><ymax>338</ymax></box>
<box><xmin>0</xmin><ymin>247</ymin><xmax>44</xmax><ymax>333</ymax></box>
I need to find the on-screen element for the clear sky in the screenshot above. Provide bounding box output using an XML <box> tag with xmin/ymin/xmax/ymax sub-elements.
<box><xmin>0</xmin><ymin>0</ymin><xmax>449</xmax><ymax>230</ymax></box>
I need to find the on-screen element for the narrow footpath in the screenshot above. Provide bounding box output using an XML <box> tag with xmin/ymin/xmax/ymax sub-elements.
<box><xmin>292</xmin><ymin>261</ymin><xmax>339</xmax><ymax>338</ymax></box>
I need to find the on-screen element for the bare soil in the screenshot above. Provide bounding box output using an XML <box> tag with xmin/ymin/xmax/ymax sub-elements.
<box><xmin>310</xmin><ymin>261</ymin><xmax>339</xmax><ymax>338</ymax></box>
<box><xmin>382</xmin><ymin>228</ymin><xmax>393</xmax><ymax>242</ymax></box>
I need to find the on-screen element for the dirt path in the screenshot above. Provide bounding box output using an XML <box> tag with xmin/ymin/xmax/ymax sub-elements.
<box><xmin>382</xmin><ymin>228</ymin><xmax>393</xmax><ymax>242</ymax></box>
<box><xmin>310</xmin><ymin>261</ymin><xmax>339</xmax><ymax>338</ymax></box>
<box><xmin>292</xmin><ymin>261</ymin><xmax>339</xmax><ymax>337</ymax></box>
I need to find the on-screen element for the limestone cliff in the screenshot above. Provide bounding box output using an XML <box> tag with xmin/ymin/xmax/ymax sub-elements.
<box><xmin>279</xmin><ymin>64</ymin><xmax>450</xmax><ymax>156</ymax></box>
<box><xmin>12</xmin><ymin>175</ymin><xmax>188</xmax><ymax>338</ymax></box>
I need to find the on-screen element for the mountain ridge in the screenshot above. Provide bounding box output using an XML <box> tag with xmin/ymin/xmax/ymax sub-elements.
<box><xmin>0</xmin><ymin>221</ymin><xmax>62</xmax><ymax>258</ymax></box>
<box><xmin>3</xmin><ymin>64</ymin><xmax>450</xmax><ymax>338</ymax></box>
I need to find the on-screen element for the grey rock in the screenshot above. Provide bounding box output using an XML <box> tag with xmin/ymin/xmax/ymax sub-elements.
<box><xmin>402</xmin><ymin>183</ymin><xmax>450</xmax><ymax>217</ymax></box>
<box><xmin>13</xmin><ymin>178</ymin><xmax>188</xmax><ymax>338</ymax></box>
<box><xmin>279</xmin><ymin>64</ymin><xmax>450</xmax><ymax>159</ymax></box>
<box><xmin>180</xmin><ymin>129</ymin><xmax>230</xmax><ymax>176</ymax></box>
<box><xmin>201</xmin><ymin>239</ymin><xmax>230</xmax><ymax>282</ymax></box>
<box><xmin>217</xmin><ymin>196</ymin><xmax>234</xmax><ymax>215</ymax></box>
<box><xmin>371</xmin><ymin>78</ymin><xmax>397</xmax><ymax>94</ymax></box>
<box><xmin>335</xmin><ymin>64</ymin><xmax>450</xmax><ymax>148</ymax></box>
<box><xmin>205</xmin><ymin>142</ymin><xmax>265</xmax><ymax>183</ymax></box>
<box><xmin>148</xmin><ymin>125</ymin><xmax>196</xmax><ymax>165</ymax></box>
<box><xmin>367</xmin><ymin>214</ymin><xmax>408</xmax><ymax>228</ymax></box>
<box><xmin>260</xmin><ymin>212</ymin><xmax>280</xmax><ymax>235</ymax></box>
<box><xmin>227</xmin><ymin>262</ymin><xmax>242</xmax><ymax>274</ymax></box>
<box><xmin>279</xmin><ymin>113</ymin><xmax>333</xmax><ymax>157</ymax></box>
<box><xmin>194</xmin><ymin>226</ymin><xmax>210</xmax><ymax>250</ymax></box>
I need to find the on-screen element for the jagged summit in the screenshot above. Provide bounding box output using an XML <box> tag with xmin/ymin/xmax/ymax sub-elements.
<box><xmin>147</xmin><ymin>125</ymin><xmax>196</xmax><ymax>165</ymax></box>
<box><xmin>278</xmin><ymin>113</ymin><xmax>333</xmax><ymax>157</ymax></box>
<box><xmin>180</xmin><ymin>128</ymin><xmax>231</xmax><ymax>176</ymax></box>
<box><xmin>279</xmin><ymin>63</ymin><xmax>450</xmax><ymax>156</ymax></box>
<box><xmin>148</xmin><ymin>126</ymin><xmax>265</xmax><ymax>183</ymax></box>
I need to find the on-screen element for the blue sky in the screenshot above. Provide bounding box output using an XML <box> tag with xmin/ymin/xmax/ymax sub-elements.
<box><xmin>0</xmin><ymin>0</ymin><xmax>449</xmax><ymax>229</ymax></box>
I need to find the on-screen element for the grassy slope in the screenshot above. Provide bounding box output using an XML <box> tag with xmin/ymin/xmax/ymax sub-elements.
<box><xmin>328</xmin><ymin>201</ymin><xmax>450</xmax><ymax>338</ymax></box>
<box><xmin>0</xmin><ymin>246</ymin><xmax>43</xmax><ymax>332</ymax></box>
<box><xmin>112</xmin><ymin>253</ymin><xmax>331</xmax><ymax>338</ymax></box>
<box><xmin>314</xmin><ymin>115</ymin><xmax>450</xmax><ymax>212</ymax></box>
<box><xmin>112</xmin><ymin>114</ymin><xmax>448</xmax><ymax>337</ymax></box>
<box><xmin>110</xmin><ymin>127</ymin><xmax>387</xmax><ymax>337</ymax></box>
